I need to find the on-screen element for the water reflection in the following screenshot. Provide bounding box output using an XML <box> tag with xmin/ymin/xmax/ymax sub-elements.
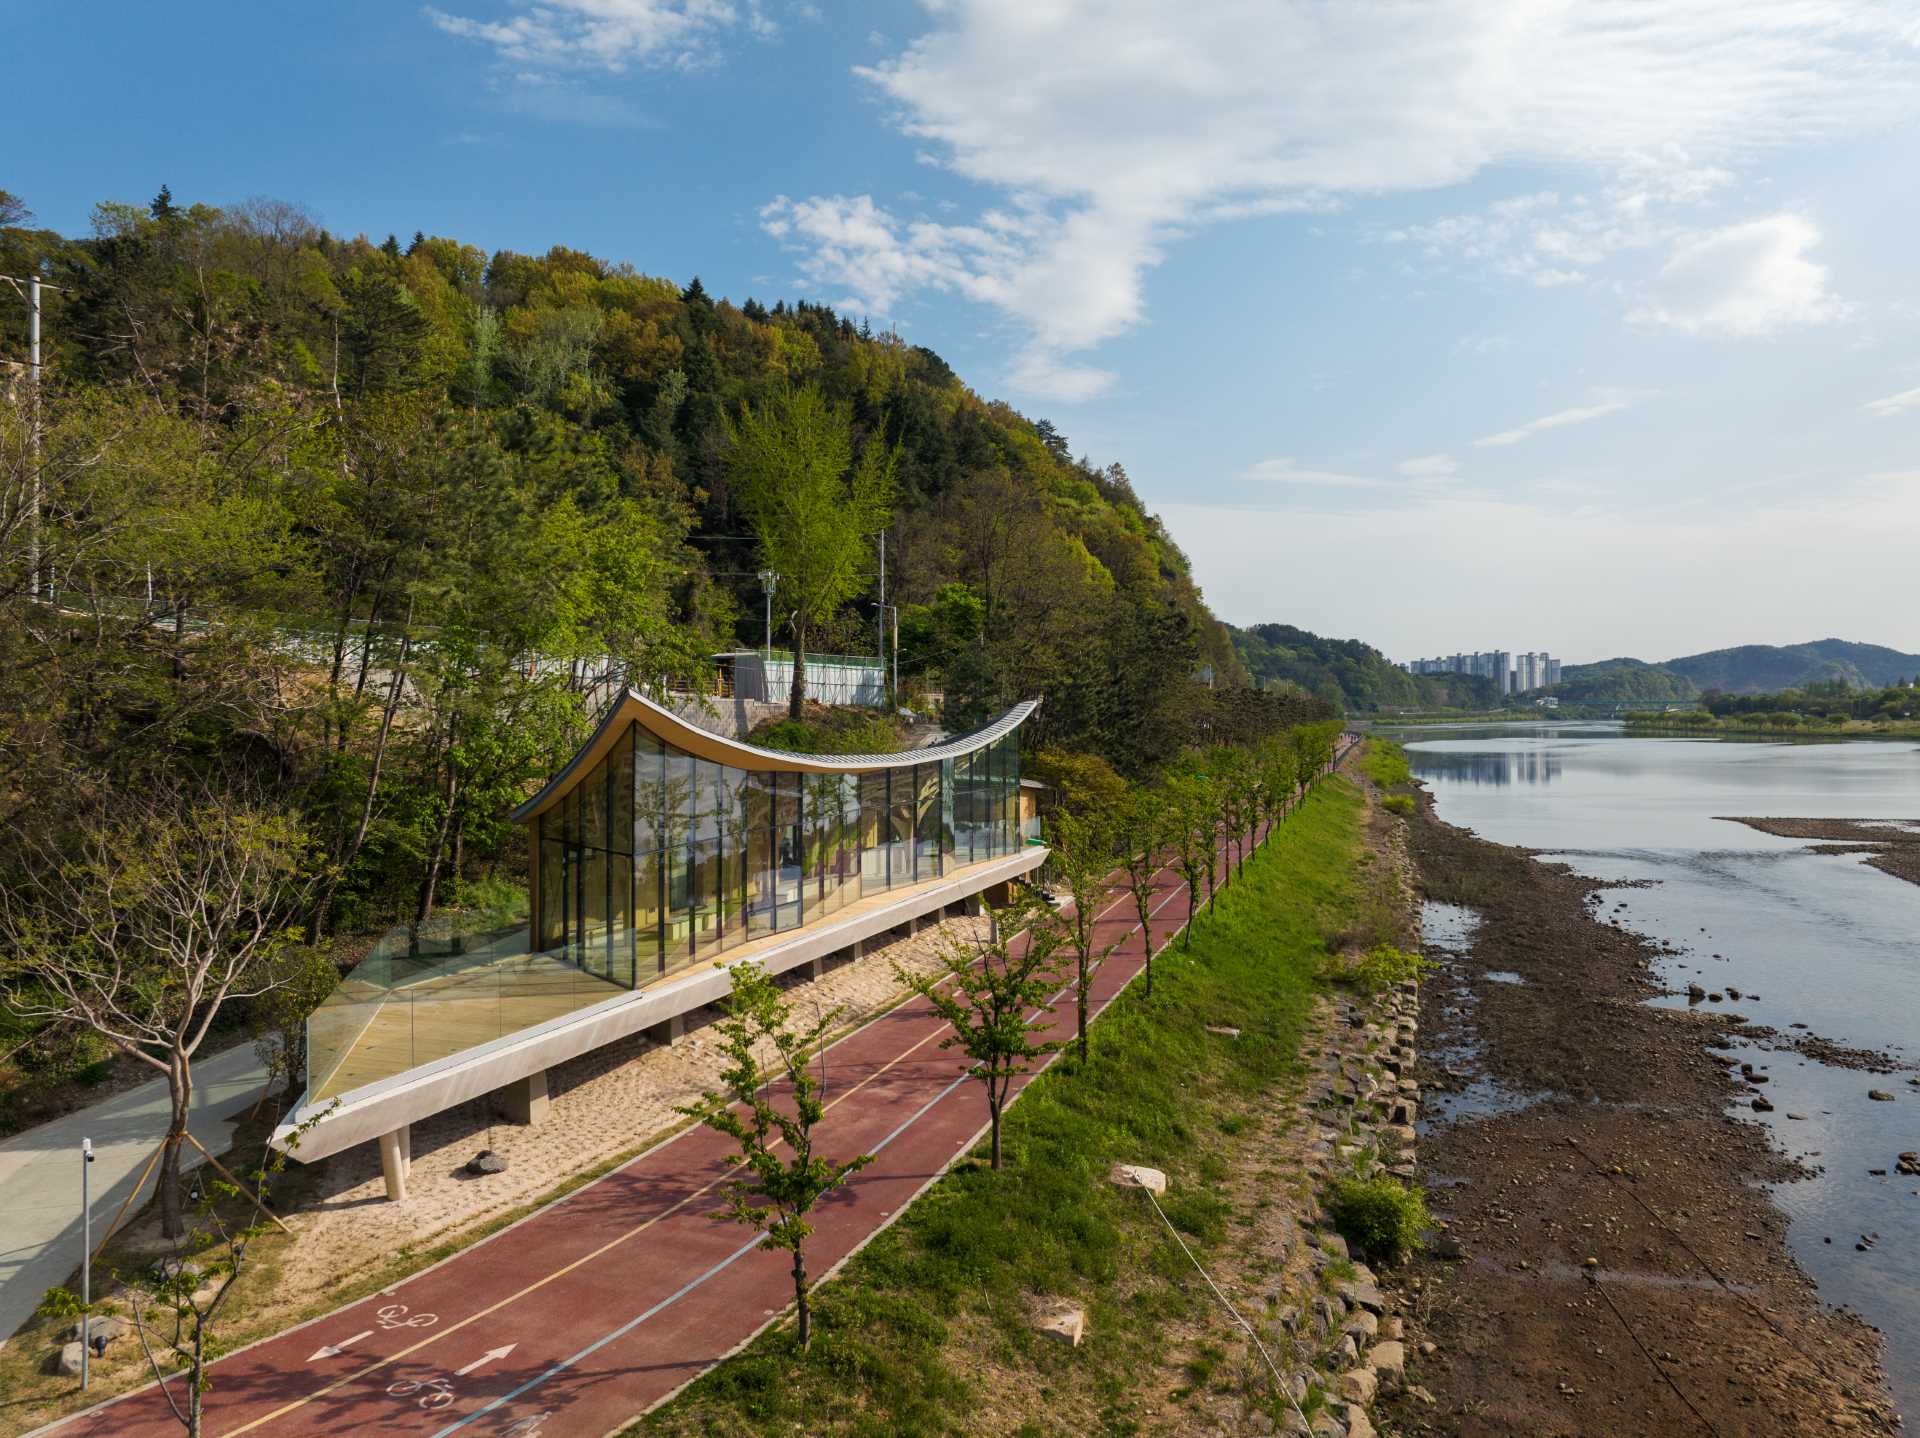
<box><xmin>1413</xmin><ymin>747</ymin><xmax>1563</xmax><ymax>787</ymax></box>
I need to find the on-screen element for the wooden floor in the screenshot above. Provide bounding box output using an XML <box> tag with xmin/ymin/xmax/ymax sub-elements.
<box><xmin>312</xmin><ymin>952</ymin><xmax>627</xmax><ymax>1101</ymax></box>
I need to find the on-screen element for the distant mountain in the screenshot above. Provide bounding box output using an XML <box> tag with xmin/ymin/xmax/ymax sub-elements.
<box><xmin>1230</xmin><ymin>623</ymin><xmax>1501</xmax><ymax>713</ymax></box>
<box><xmin>1663</xmin><ymin>640</ymin><xmax>1920</xmax><ymax>694</ymax></box>
<box><xmin>1560</xmin><ymin>639</ymin><xmax>1920</xmax><ymax>700</ymax></box>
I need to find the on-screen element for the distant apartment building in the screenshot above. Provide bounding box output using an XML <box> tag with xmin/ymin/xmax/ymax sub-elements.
<box><xmin>1402</xmin><ymin>647</ymin><xmax>1555</xmax><ymax>695</ymax></box>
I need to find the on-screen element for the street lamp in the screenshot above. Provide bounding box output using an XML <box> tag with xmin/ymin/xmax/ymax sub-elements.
<box><xmin>757</xmin><ymin>570</ymin><xmax>779</xmax><ymax>672</ymax></box>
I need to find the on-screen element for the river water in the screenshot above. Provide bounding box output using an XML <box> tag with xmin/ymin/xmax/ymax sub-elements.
<box><xmin>1390</xmin><ymin>722</ymin><xmax>1920</xmax><ymax>1419</ymax></box>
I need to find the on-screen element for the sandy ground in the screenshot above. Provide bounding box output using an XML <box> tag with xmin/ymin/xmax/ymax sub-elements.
<box><xmin>209</xmin><ymin>918</ymin><xmax>980</xmax><ymax>1324</ymax></box>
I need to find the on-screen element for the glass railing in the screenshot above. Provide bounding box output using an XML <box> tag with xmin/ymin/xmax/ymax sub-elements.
<box><xmin>304</xmin><ymin>913</ymin><xmax>629</xmax><ymax>1104</ymax></box>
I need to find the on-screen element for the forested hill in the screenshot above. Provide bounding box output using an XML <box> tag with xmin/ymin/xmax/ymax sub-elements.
<box><xmin>1662</xmin><ymin>640</ymin><xmax>1920</xmax><ymax>694</ymax></box>
<box><xmin>1560</xmin><ymin>639</ymin><xmax>1920</xmax><ymax>700</ymax></box>
<box><xmin>1551</xmin><ymin>658</ymin><xmax>1698</xmax><ymax>704</ymax></box>
<box><xmin>0</xmin><ymin>185</ymin><xmax>1324</xmax><ymax>937</ymax></box>
<box><xmin>1230</xmin><ymin>623</ymin><xmax>1500</xmax><ymax>712</ymax></box>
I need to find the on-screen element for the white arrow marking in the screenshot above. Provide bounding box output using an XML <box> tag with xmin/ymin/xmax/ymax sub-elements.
<box><xmin>308</xmin><ymin>1329</ymin><xmax>372</xmax><ymax>1362</ymax></box>
<box><xmin>455</xmin><ymin>1344</ymin><xmax>517</xmax><ymax>1377</ymax></box>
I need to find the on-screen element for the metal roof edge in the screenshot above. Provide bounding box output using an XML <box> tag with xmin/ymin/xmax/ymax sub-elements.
<box><xmin>509</xmin><ymin>691</ymin><xmax>1040</xmax><ymax>825</ymax></box>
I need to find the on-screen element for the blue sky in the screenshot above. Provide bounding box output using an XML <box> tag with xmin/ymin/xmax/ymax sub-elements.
<box><xmin>7</xmin><ymin>1</ymin><xmax>1920</xmax><ymax>664</ymax></box>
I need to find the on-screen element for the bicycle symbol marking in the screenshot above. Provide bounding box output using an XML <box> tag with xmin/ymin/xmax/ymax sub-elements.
<box><xmin>386</xmin><ymin>1375</ymin><xmax>456</xmax><ymax>1411</ymax></box>
<box><xmin>375</xmin><ymin>1302</ymin><xmax>439</xmax><ymax>1331</ymax></box>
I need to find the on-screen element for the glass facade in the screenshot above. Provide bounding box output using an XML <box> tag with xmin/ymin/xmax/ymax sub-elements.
<box><xmin>533</xmin><ymin>722</ymin><xmax>1022</xmax><ymax>991</ymax></box>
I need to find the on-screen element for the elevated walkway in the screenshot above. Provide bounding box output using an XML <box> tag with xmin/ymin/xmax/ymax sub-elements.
<box><xmin>274</xmin><ymin>846</ymin><xmax>1046</xmax><ymax>1181</ymax></box>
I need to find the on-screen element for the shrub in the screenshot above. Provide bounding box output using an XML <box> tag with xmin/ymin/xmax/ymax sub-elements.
<box><xmin>1349</xmin><ymin>943</ymin><xmax>1429</xmax><ymax>995</ymax></box>
<box><xmin>1361</xmin><ymin>740</ymin><xmax>1411</xmax><ymax>788</ymax></box>
<box><xmin>1381</xmin><ymin>794</ymin><xmax>1414</xmax><ymax>817</ymax></box>
<box><xmin>1327</xmin><ymin>1176</ymin><xmax>1429</xmax><ymax>1263</ymax></box>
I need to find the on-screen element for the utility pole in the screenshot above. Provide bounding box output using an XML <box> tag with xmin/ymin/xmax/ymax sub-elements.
<box><xmin>28</xmin><ymin>274</ymin><xmax>41</xmax><ymax>602</ymax></box>
<box><xmin>757</xmin><ymin>570</ymin><xmax>778</xmax><ymax>699</ymax></box>
<box><xmin>876</xmin><ymin>529</ymin><xmax>886</xmax><ymax>679</ymax></box>
<box><xmin>3</xmin><ymin>270</ymin><xmax>65</xmax><ymax>603</ymax></box>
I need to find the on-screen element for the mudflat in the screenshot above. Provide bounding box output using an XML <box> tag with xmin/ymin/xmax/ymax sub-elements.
<box><xmin>1721</xmin><ymin>816</ymin><xmax>1920</xmax><ymax>891</ymax></box>
<box><xmin>1382</xmin><ymin>791</ymin><xmax>1899</xmax><ymax>1437</ymax></box>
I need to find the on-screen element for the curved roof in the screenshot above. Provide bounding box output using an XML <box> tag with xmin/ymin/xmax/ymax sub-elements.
<box><xmin>511</xmin><ymin>690</ymin><xmax>1039</xmax><ymax>824</ymax></box>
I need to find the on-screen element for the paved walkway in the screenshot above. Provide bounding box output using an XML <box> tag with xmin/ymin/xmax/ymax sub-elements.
<box><xmin>38</xmin><ymin>746</ymin><xmax>1352</xmax><ymax>1438</ymax></box>
<box><xmin>0</xmin><ymin>1043</ymin><xmax>272</xmax><ymax>1347</ymax></box>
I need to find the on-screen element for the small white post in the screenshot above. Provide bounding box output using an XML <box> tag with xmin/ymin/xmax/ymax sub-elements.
<box><xmin>81</xmin><ymin>1137</ymin><xmax>94</xmax><ymax>1389</ymax></box>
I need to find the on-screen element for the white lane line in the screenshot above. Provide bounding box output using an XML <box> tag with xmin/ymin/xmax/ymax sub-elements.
<box><xmin>427</xmin><ymin>1070</ymin><xmax>978</xmax><ymax>1437</ymax></box>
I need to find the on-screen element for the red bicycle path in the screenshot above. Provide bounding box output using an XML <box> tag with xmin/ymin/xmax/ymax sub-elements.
<box><xmin>37</xmin><ymin>748</ymin><xmax>1352</xmax><ymax>1438</ymax></box>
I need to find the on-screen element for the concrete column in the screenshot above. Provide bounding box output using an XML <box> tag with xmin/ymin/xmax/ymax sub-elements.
<box><xmin>379</xmin><ymin>1128</ymin><xmax>409</xmax><ymax>1202</ymax></box>
<box><xmin>961</xmin><ymin>893</ymin><xmax>982</xmax><ymax>917</ymax></box>
<box><xmin>494</xmin><ymin>1069</ymin><xmax>550</xmax><ymax>1125</ymax></box>
<box><xmin>983</xmin><ymin>880</ymin><xmax>1013</xmax><ymax>908</ymax></box>
<box><xmin>646</xmin><ymin>1011</ymin><xmax>686</xmax><ymax>1047</ymax></box>
<box><xmin>850</xmin><ymin>938</ymin><xmax>864</xmax><ymax>960</ymax></box>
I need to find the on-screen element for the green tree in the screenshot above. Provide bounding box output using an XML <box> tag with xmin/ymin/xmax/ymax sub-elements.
<box><xmin>1117</xmin><ymin>790</ymin><xmax>1174</xmax><ymax>995</ymax></box>
<box><xmin>728</xmin><ymin>386</ymin><xmax>897</xmax><ymax>718</ymax></box>
<box><xmin>1165</xmin><ymin>774</ymin><xmax>1217</xmax><ymax>948</ymax></box>
<box><xmin>1048</xmin><ymin>806</ymin><xmax>1120</xmax><ymax>1064</ymax></box>
<box><xmin>679</xmin><ymin>961</ymin><xmax>874</xmax><ymax>1351</ymax></box>
<box><xmin>891</xmin><ymin>891</ymin><xmax>1067</xmax><ymax>1169</ymax></box>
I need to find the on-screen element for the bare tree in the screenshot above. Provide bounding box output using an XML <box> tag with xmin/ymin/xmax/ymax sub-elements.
<box><xmin>124</xmin><ymin>1103</ymin><xmax>328</xmax><ymax>1437</ymax></box>
<box><xmin>0</xmin><ymin>787</ymin><xmax>315</xmax><ymax>1238</ymax></box>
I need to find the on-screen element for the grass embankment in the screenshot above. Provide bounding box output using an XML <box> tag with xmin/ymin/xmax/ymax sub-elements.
<box><xmin>638</xmin><ymin>777</ymin><xmax>1368</xmax><ymax>1438</ymax></box>
<box><xmin>1360</xmin><ymin>738</ymin><xmax>1416</xmax><ymax>819</ymax></box>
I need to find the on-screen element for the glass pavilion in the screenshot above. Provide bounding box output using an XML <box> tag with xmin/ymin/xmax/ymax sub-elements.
<box><xmin>300</xmin><ymin>693</ymin><xmax>1036</xmax><ymax>1109</ymax></box>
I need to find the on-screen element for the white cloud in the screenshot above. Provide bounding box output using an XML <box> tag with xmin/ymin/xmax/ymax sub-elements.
<box><xmin>426</xmin><ymin>0</ymin><xmax>746</xmax><ymax>71</ymax></box>
<box><xmin>1245</xmin><ymin>460</ymin><xmax>1387</xmax><ymax>490</ymax></box>
<box><xmin>755</xmin><ymin>1</ymin><xmax>1920</xmax><ymax>398</ymax></box>
<box><xmin>1397</xmin><ymin>454</ymin><xmax>1459</xmax><ymax>479</ymax></box>
<box><xmin>1628</xmin><ymin>214</ymin><xmax>1851</xmax><ymax>337</ymax></box>
<box><xmin>1473</xmin><ymin>400</ymin><xmax>1630</xmax><ymax>448</ymax></box>
<box><xmin>1862</xmin><ymin>385</ymin><xmax>1920</xmax><ymax>417</ymax></box>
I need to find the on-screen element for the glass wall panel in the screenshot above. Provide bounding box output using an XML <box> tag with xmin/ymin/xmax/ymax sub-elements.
<box><xmin>712</xmin><ymin>764</ymin><xmax>749</xmax><ymax>952</ymax></box>
<box><xmin>915</xmin><ymin>764</ymin><xmax>943</xmax><ymax>879</ymax></box>
<box><xmin>581</xmin><ymin>750</ymin><xmax>609</xmax><ymax>851</ymax></box>
<box><xmin>537</xmin><ymin>829</ymin><xmax>566</xmax><ymax>951</ymax></box>
<box><xmin>582</xmin><ymin>846</ymin><xmax>611</xmax><ymax>980</ymax></box>
<box><xmin>1000</xmin><ymin>736</ymin><xmax>1021</xmax><ymax>851</ymax></box>
<box><xmin>980</xmin><ymin>744</ymin><xmax>1001</xmax><ymax>860</ymax></box>
<box><xmin>634</xmin><ymin>850</ymin><xmax>663</xmax><ymax>977</ymax></box>
<box><xmin>747</xmin><ymin>773</ymin><xmax>778</xmax><ymax>935</ymax></box>
<box><xmin>859</xmin><ymin>772</ymin><xmax>889</xmax><ymax>889</ymax></box>
<box><xmin>632</xmin><ymin>729</ymin><xmax>665</xmax><ymax>978</ymax></box>
<box><xmin>955</xmin><ymin>751</ymin><xmax>981</xmax><ymax>866</ymax></box>
<box><xmin>632</xmin><ymin>730</ymin><xmax>666</xmax><ymax>856</ymax></box>
<box><xmin>940</xmin><ymin>758</ymin><xmax>956</xmax><ymax>865</ymax></box>
<box><xmin>775</xmin><ymin>776</ymin><xmax>804</xmax><ymax>928</ymax></box>
<box><xmin>608</xmin><ymin>853</ymin><xmax>633</xmax><ymax>988</ymax></box>
<box><xmin>661</xmin><ymin>748</ymin><xmax>697</xmax><ymax>967</ymax></box>
<box><xmin>610</xmin><ymin>729</ymin><xmax>634</xmax><ymax>855</ymax></box>
<box><xmin>888</xmin><ymin>768</ymin><xmax>915</xmax><ymax>886</ymax></box>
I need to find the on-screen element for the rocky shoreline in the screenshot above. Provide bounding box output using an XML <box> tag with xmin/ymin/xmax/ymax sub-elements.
<box><xmin>1380</xmin><ymin>787</ymin><xmax>1901</xmax><ymax>1436</ymax></box>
